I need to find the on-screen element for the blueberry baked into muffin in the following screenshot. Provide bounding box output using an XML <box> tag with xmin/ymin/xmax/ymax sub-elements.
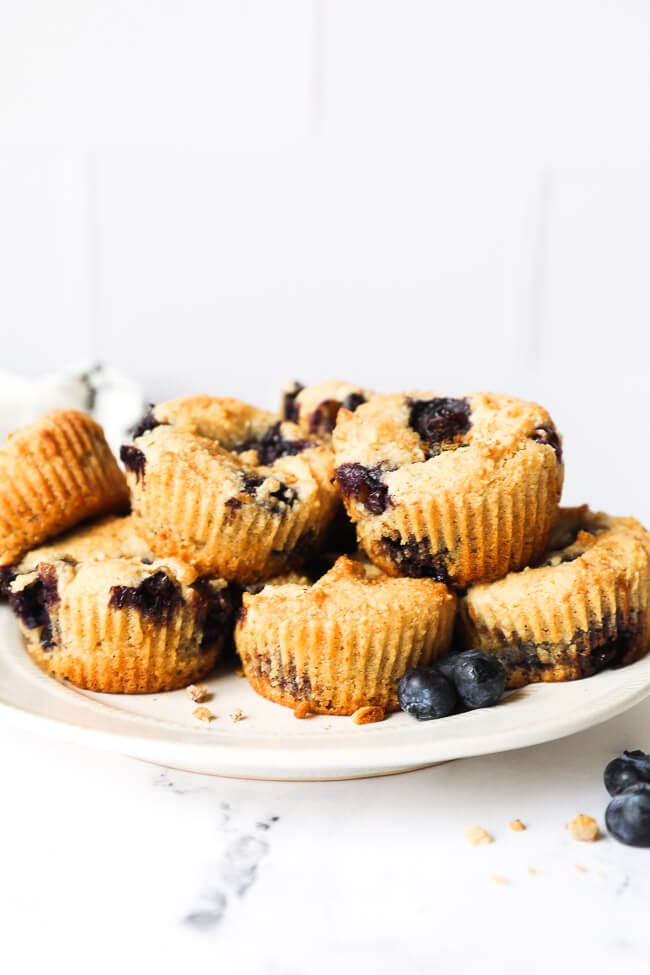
<box><xmin>281</xmin><ymin>380</ymin><xmax>371</xmax><ymax>438</ymax></box>
<box><xmin>459</xmin><ymin>507</ymin><xmax>650</xmax><ymax>687</ymax></box>
<box><xmin>8</xmin><ymin>554</ymin><xmax>236</xmax><ymax>693</ymax></box>
<box><xmin>332</xmin><ymin>392</ymin><xmax>564</xmax><ymax>589</ymax></box>
<box><xmin>0</xmin><ymin>514</ymin><xmax>151</xmax><ymax>597</ymax></box>
<box><xmin>235</xmin><ymin>554</ymin><xmax>457</xmax><ymax>715</ymax></box>
<box><xmin>121</xmin><ymin>397</ymin><xmax>340</xmax><ymax>583</ymax></box>
<box><xmin>0</xmin><ymin>410</ymin><xmax>129</xmax><ymax>570</ymax></box>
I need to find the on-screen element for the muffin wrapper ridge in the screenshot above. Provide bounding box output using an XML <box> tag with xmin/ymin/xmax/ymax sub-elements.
<box><xmin>19</xmin><ymin>585</ymin><xmax>223</xmax><ymax>694</ymax></box>
<box><xmin>238</xmin><ymin>589</ymin><xmax>457</xmax><ymax>714</ymax></box>
<box><xmin>0</xmin><ymin>410</ymin><xmax>128</xmax><ymax>566</ymax></box>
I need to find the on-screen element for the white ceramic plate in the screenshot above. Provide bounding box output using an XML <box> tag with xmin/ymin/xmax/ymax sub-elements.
<box><xmin>2</xmin><ymin>606</ymin><xmax>650</xmax><ymax>780</ymax></box>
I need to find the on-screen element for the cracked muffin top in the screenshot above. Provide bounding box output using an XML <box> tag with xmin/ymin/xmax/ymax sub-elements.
<box><xmin>281</xmin><ymin>380</ymin><xmax>372</xmax><ymax>437</ymax></box>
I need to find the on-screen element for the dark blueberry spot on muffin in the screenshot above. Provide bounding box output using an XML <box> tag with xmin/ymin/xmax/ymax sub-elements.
<box><xmin>120</xmin><ymin>444</ymin><xmax>147</xmax><ymax>482</ymax></box>
<box><xmin>267</xmin><ymin>483</ymin><xmax>297</xmax><ymax>509</ymax></box>
<box><xmin>408</xmin><ymin>398</ymin><xmax>471</xmax><ymax>454</ymax></box>
<box><xmin>379</xmin><ymin>535</ymin><xmax>451</xmax><ymax>582</ymax></box>
<box><xmin>341</xmin><ymin>392</ymin><xmax>366</xmax><ymax>413</ymax></box>
<box><xmin>225</xmin><ymin>497</ymin><xmax>243</xmax><ymax>515</ymax></box>
<box><xmin>531</xmin><ymin>424</ymin><xmax>563</xmax><ymax>464</ymax></box>
<box><xmin>0</xmin><ymin>566</ymin><xmax>16</xmax><ymax>598</ymax></box>
<box><xmin>308</xmin><ymin>400</ymin><xmax>341</xmax><ymax>435</ymax></box>
<box><xmin>236</xmin><ymin>470</ymin><xmax>297</xmax><ymax>511</ymax></box>
<box><xmin>130</xmin><ymin>405</ymin><xmax>161</xmax><ymax>439</ymax></box>
<box><xmin>308</xmin><ymin>393</ymin><xmax>366</xmax><ymax>435</ymax></box>
<box><xmin>234</xmin><ymin>423</ymin><xmax>312</xmax><ymax>466</ymax></box>
<box><xmin>39</xmin><ymin>623</ymin><xmax>56</xmax><ymax>651</ymax></box>
<box><xmin>246</xmin><ymin>648</ymin><xmax>312</xmax><ymax>700</ymax></box>
<box><xmin>488</xmin><ymin>609</ymin><xmax>644</xmax><ymax>682</ymax></box>
<box><xmin>109</xmin><ymin>571</ymin><xmax>182</xmax><ymax>620</ymax></box>
<box><xmin>282</xmin><ymin>382</ymin><xmax>304</xmax><ymax>423</ymax></box>
<box><xmin>192</xmin><ymin>579</ymin><xmax>238</xmax><ymax>650</ymax></box>
<box><xmin>8</xmin><ymin>567</ymin><xmax>59</xmax><ymax>644</ymax></box>
<box><xmin>335</xmin><ymin>463</ymin><xmax>391</xmax><ymax>515</ymax></box>
<box><xmin>240</xmin><ymin>472</ymin><xmax>265</xmax><ymax>495</ymax></box>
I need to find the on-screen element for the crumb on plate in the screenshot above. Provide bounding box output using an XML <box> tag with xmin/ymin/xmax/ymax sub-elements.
<box><xmin>193</xmin><ymin>706</ymin><xmax>215</xmax><ymax>723</ymax></box>
<box><xmin>509</xmin><ymin>819</ymin><xmax>526</xmax><ymax>832</ymax></box>
<box><xmin>230</xmin><ymin>708</ymin><xmax>246</xmax><ymax>723</ymax></box>
<box><xmin>187</xmin><ymin>684</ymin><xmax>210</xmax><ymax>703</ymax></box>
<box><xmin>352</xmin><ymin>705</ymin><xmax>385</xmax><ymax>725</ymax></box>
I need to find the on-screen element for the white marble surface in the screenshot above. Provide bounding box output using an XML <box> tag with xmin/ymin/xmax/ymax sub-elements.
<box><xmin>1</xmin><ymin>698</ymin><xmax>649</xmax><ymax>975</ymax></box>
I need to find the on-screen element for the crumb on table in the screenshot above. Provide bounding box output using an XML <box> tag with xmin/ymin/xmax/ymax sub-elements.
<box><xmin>466</xmin><ymin>825</ymin><xmax>493</xmax><ymax>846</ymax></box>
<box><xmin>187</xmin><ymin>684</ymin><xmax>210</xmax><ymax>703</ymax></box>
<box><xmin>567</xmin><ymin>814</ymin><xmax>600</xmax><ymax>842</ymax></box>
<box><xmin>509</xmin><ymin>819</ymin><xmax>526</xmax><ymax>832</ymax></box>
<box><xmin>230</xmin><ymin>708</ymin><xmax>246</xmax><ymax>723</ymax></box>
<box><xmin>576</xmin><ymin>864</ymin><xmax>587</xmax><ymax>874</ymax></box>
<box><xmin>493</xmin><ymin>875</ymin><xmax>509</xmax><ymax>886</ymax></box>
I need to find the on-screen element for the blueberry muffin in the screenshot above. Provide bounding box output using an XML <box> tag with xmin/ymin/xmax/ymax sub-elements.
<box><xmin>332</xmin><ymin>392</ymin><xmax>564</xmax><ymax>588</ymax></box>
<box><xmin>0</xmin><ymin>514</ymin><xmax>151</xmax><ymax>597</ymax></box>
<box><xmin>236</xmin><ymin>554</ymin><xmax>457</xmax><ymax>714</ymax></box>
<box><xmin>281</xmin><ymin>380</ymin><xmax>371</xmax><ymax>438</ymax></box>
<box><xmin>0</xmin><ymin>410</ymin><xmax>129</xmax><ymax>570</ymax></box>
<box><xmin>459</xmin><ymin>507</ymin><xmax>650</xmax><ymax>687</ymax></box>
<box><xmin>122</xmin><ymin>397</ymin><xmax>340</xmax><ymax>583</ymax></box>
<box><xmin>8</xmin><ymin>555</ymin><xmax>235</xmax><ymax>693</ymax></box>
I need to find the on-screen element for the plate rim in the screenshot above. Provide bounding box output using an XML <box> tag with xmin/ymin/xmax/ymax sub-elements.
<box><xmin>2</xmin><ymin>649</ymin><xmax>650</xmax><ymax>779</ymax></box>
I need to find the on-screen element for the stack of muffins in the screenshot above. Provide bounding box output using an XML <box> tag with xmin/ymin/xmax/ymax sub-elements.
<box><xmin>1</xmin><ymin>383</ymin><xmax>649</xmax><ymax>720</ymax></box>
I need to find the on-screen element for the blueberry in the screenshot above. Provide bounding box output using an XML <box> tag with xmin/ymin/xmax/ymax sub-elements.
<box><xmin>335</xmin><ymin>463</ymin><xmax>391</xmax><ymax>515</ymax></box>
<box><xmin>605</xmin><ymin>783</ymin><xmax>650</xmax><ymax>847</ymax></box>
<box><xmin>531</xmin><ymin>424</ymin><xmax>563</xmax><ymax>464</ymax></box>
<box><xmin>449</xmin><ymin>650</ymin><xmax>508</xmax><ymax>709</ymax></box>
<box><xmin>398</xmin><ymin>667</ymin><xmax>457</xmax><ymax>720</ymax></box>
<box><xmin>408</xmin><ymin>397</ymin><xmax>471</xmax><ymax>449</ymax></box>
<box><xmin>604</xmin><ymin>750</ymin><xmax>650</xmax><ymax>797</ymax></box>
<box><xmin>431</xmin><ymin>651</ymin><xmax>459</xmax><ymax>683</ymax></box>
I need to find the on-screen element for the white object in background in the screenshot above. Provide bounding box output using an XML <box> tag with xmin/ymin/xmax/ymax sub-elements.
<box><xmin>0</xmin><ymin>363</ymin><xmax>144</xmax><ymax>454</ymax></box>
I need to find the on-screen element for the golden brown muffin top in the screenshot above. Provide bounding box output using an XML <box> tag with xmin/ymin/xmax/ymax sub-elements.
<box><xmin>464</xmin><ymin>508</ymin><xmax>650</xmax><ymax>612</ymax></box>
<box><xmin>13</xmin><ymin>515</ymin><xmax>151</xmax><ymax>575</ymax></box>
<box><xmin>240</xmin><ymin>554</ymin><xmax>456</xmax><ymax>627</ymax></box>
<box><xmin>332</xmin><ymin>391</ymin><xmax>563</xmax><ymax>506</ymax></box>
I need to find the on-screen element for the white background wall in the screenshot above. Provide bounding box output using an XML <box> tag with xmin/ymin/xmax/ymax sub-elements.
<box><xmin>1</xmin><ymin>1</ymin><xmax>650</xmax><ymax>517</ymax></box>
